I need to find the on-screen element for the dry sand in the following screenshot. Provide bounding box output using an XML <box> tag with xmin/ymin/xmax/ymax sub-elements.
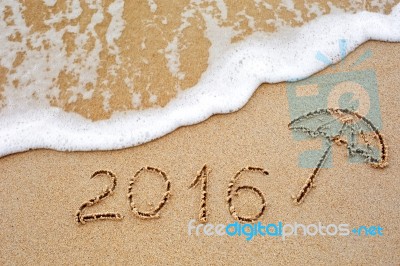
<box><xmin>1</xmin><ymin>1</ymin><xmax>400</xmax><ymax>265</ymax></box>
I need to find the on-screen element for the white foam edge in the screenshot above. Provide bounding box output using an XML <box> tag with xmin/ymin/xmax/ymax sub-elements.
<box><xmin>1</xmin><ymin>5</ymin><xmax>400</xmax><ymax>157</ymax></box>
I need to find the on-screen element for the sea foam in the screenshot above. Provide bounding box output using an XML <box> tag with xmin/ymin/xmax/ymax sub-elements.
<box><xmin>0</xmin><ymin>4</ymin><xmax>400</xmax><ymax>157</ymax></box>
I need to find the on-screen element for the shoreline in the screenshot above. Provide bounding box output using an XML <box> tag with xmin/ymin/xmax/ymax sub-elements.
<box><xmin>1</xmin><ymin>40</ymin><xmax>399</xmax><ymax>264</ymax></box>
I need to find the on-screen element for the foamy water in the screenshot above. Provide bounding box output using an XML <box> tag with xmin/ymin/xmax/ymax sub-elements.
<box><xmin>0</xmin><ymin>1</ymin><xmax>400</xmax><ymax>157</ymax></box>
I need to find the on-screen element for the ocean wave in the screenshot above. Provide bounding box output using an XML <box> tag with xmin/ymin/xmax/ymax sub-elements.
<box><xmin>0</xmin><ymin>1</ymin><xmax>399</xmax><ymax>157</ymax></box>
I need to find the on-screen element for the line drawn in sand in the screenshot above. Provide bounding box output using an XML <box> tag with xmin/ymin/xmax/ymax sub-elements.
<box><xmin>287</xmin><ymin>39</ymin><xmax>382</xmax><ymax>169</ymax></box>
<box><xmin>76</xmin><ymin>170</ymin><xmax>124</xmax><ymax>224</ymax></box>
<box><xmin>288</xmin><ymin>108</ymin><xmax>388</xmax><ymax>204</ymax></box>
<box><xmin>127</xmin><ymin>166</ymin><xmax>171</xmax><ymax>219</ymax></box>
<box><xmin>227</xmin><ymin>167</ymin><xmax>269</xmax><ymax>222</ymax></box>
<box><xmin>189</xmin><ymin>164</ymin><xmax>211</xmax><ymax>223</ymax></box>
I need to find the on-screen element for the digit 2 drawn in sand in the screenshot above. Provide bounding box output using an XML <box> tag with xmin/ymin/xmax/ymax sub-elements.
<box><xmin>289</xmin><ymin>108</ymin><xmax>388</xmax><ymax>204</ymax></box>
<box><xmin>189</xmin><ymin>164</ymin><xmax>211</xmax><ymax>223</ymax></box>
<box><xmin>128</xmin><ymin>166</ymin><xmax>171</xmax><ymax>219</ymax></box>
<box><xmin>76</xmin><ymin>170</ymin><xmax>124</xmax><ymax>224</ymax></box>
<box><xmin>227</xmin><ymin>167</ymin><xmax>269</xmax><ymax>222</ymax></box>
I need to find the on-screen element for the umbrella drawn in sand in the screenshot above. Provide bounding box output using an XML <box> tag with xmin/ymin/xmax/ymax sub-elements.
<box><xmin>288</xmin><ymin>108</ymin><xmax>388</xmax><ymax>204</ymax></box>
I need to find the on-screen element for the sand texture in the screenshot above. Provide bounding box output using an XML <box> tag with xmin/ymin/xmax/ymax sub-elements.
<box><xmin>1</xmin><ymin>1</ymin><xmax>400</xmax><ymax>265</ymax></box>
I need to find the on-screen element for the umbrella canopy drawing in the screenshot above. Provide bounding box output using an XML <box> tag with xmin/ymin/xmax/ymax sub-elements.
<box><xmin>288</xmin><ymin>108</ymin><xmax>388</xmax><ymax>204</ymax></box>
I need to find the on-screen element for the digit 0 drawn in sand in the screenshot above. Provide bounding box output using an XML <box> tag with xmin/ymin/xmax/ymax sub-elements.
<box><xmin>227</xmin><ymin>167</ymin><xmax>269</xmax><ymax>223</ymax></box>
<box><xmin>76</xmin><ymin>170</ymin><xmax>123</xmax><ymax>225</ymax></box>
<box><xmin>189</xmin><ymin>164</ymin><xmax>210</xmax><ymax>223</ymax></box>
<box><xmin>127</xmin><ymin>166</ymin><xmax>171</xmax><ymax>219</ymax></box>
<box><xmin>289</xmin><ymin>108</ymin><xmax>388</xmax><ymax>204</ymax></box>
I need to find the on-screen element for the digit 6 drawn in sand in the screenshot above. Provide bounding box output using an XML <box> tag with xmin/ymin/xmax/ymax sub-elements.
<box><xmin>76</xmin><ymin>170</ymin><xmax>124</xmax><ymax>224</ymax></box>
<box><xmin>227</xmin><ymin>167</ymin><xmax>268</xmax><ymax>222</ymax></box>
<box><xmin>128</xmin><ymin>166</ymin><xmax>171</xmax><ymax>219</ymax></box>
<box><xmin>189</xmin><ymin>164</ymin><xmax>210</xmax><ymax>223</ymax></box>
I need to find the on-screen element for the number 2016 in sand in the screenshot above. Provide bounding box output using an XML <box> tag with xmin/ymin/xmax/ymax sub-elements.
<box><xmin>76</xmin><ymin>165</ymin><xmax>269</xmax><ymax>225</ymax></box>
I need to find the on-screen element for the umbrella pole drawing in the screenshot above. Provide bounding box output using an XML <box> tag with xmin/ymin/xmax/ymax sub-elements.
<box><xmin>293</xmin><ymin>140</ymin><xmax>332</xmax><ymax>204</ymax></box>
<box><xmin>289</xmin><ymin>108</ymin><xmax>388</xmax><ymax>205</ymax></box>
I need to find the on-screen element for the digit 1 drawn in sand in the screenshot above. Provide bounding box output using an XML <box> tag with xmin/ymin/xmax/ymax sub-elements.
<box><xmin>289</xmin><ymin>108</ymin><xmax>388</xmax><ymax>204</ymax></box>
<box><xmin>127</xmin><ymin>166</ymin><xmax>171</xmax><ymax>219</ymax></box>
<box><xmin>227</xmin><ymin>167</ymin><xmax>269</xmax><ymax>223</ymax></box>
<box><xmin>189</xmin><ymin>164</ymin><xmax>210</xmax><ymax>223</ymax></box>
<box><xmin>75</xmin><ymin>170</ymin><xmax>123</xmax><ymax>225</ymax></box>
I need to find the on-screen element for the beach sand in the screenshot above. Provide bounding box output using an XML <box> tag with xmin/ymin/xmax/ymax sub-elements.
<box><xmin>1</xmin><ymin>1</ymin><xmax>400</xmax><ymax>265</ymax></box>
<box><xmin>1</xmin><ymin>41</ymin><xmax>399</xmax><ymax>265</ymax></box>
